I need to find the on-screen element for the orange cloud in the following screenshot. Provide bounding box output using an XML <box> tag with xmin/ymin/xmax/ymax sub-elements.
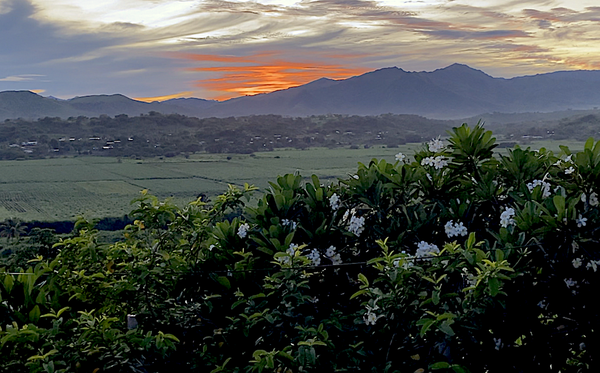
<box><xmin>29</xmin><ymin>89</ymin><xmax>45</xmax><ymax>94</ymax></box>
<box><xmin>174</xmin><ymin>51</ymin><xmax>370</xmax><ymax>100</ymax></box>
<box><xmin>134</xmin><ymin>91</ymin><xmax>194</xmax><ymax>102</ymax></box>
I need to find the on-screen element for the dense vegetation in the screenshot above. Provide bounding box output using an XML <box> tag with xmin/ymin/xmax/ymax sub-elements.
<box><xmin>1</xmin><ymin>123</ymin><xmax>598</xmax><ymax>372</ymax></box>
<box><xmin>0</xmin><ymin>113</ymin><xmax>455</xmax><ymax>160</ymax></box>
<box><xmin>2</xmin><ymin>108</ymin><xmax>600</xmax><ymax>161</ymax></box>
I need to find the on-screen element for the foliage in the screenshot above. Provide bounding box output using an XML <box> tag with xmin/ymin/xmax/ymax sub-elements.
<box><xmin>1</xmin><ymin>123</ymin><xmax>598</xmax><ymax>372</ymax></box>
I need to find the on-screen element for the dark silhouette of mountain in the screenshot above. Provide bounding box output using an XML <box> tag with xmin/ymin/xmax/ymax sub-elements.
<box><xmin>200</xmin><ymin>64</ymin><xmax>600</xmax><ymax>118</ymax></box>
<box><xmin>2</xmin><ymin>64</ymin><xmax>600</xmax><ymax>120</ymax></box>
<box><xmin>161</xmin><ymin>97</ymin><xmax>218</xmax><ymax>111</ymax></box>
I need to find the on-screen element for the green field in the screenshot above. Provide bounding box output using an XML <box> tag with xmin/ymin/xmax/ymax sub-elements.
<box><xmin>0</xmin><ymin>140</ymin><xmax>583</xmax><ymax>221</ymax></box>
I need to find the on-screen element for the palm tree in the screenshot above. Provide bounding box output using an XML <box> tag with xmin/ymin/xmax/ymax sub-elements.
<box><xmin>0</xmin><ymin>218</ymin><xmax>27</xmax><ymax>243</ymax></box>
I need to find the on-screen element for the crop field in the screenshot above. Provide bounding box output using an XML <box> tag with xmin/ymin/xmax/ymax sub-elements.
<box><xmin>0</xmin><ymin>139</ymin><xmax>582</xmax><ymax>221</ymax></box>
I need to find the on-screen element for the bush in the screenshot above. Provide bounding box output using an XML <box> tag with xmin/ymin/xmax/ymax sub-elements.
<box><xmin>0</xmin><ymin>123</ymin><xmax>598</xmax><ymax>372</ymax></box>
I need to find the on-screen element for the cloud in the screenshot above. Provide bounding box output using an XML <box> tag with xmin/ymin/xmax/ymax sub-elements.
<box><xmin>424</xmin><ymin>29</ymin><xmax>531</xmax><ymax>40</ymax></box>
<box><xmin>2</xmin><ymin>0</ymin><xmax>600</xmax><ymax>100</ymax></box>
<box><xmin>134</xmin><ymin>91</ymin><xmax>195</xmax><ymax>102</ymax></box>
<box><xmin>0</xmin><ymin>74</ymin><xmax>44</xmax><ymax>82</ymax></box>
<box><xmin>175</xmin><ymin>50</ymin><xmax>370</xmax><ymax>100</ymax></box>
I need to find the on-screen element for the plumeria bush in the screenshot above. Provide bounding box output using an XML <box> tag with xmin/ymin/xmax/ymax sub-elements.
<box><xmin>1</xmin><ymin>123</ymin><xmax>598</xmax><ymax>372</ymax></box>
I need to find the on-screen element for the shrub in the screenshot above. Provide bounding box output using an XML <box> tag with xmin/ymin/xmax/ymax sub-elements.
<box><xmin>0</xmin><ymin>123</ymin><xmax>598</xmax><ymax>372</ymax></box>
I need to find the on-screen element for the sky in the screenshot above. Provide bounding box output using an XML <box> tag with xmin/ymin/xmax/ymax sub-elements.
<box><xmin>1</xmin><ymin>0</ymin><xmax>600</xmax><ymax>101</ymax></box>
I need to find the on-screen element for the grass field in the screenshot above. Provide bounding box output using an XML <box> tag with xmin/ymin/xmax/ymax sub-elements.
<box><xmin>0</xmin><ymin>140</ymin><xmax>585</xmax><ymax>221</ymax></box>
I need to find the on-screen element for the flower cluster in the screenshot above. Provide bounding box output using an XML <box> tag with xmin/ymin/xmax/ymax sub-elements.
<box><xmin>421</xmin><ymin>156</ymin><xmax>448</xmax><ymax>170</ymax></box>
<box><xmin>527</xmin><ymin>179</ymin><xmax>551</xmax><ymax>198</ymax></box>
<box><xmin>444</xmin><ymin>220</ymin><xmax>468</xmax><ymax>238</ymax></box>
<box><xmin>348</xmin><ymin>215</ymin><xmax>365</xmax><ymax>236</ymax></box>
<box><xmin>581</xmin><ymin>192</ymin><xmax>599</xmax><ymax>206</ymax></box>
<box><xmin>237</xmin><ymin>223</ymin><xmax>250</xmax><ymax>238</ymax></box>
<box><xmin>329</xmin><ymin>193</ymin><xmax>340</xmax><ymax>211</ymax></box>
<box><xmin>325</xmin><ymin>245</ymin><xmax>342</xmax><ymax>265</ymax></box>
<box><xmin>555</xmin><ymin>154</ymin><xmax>573</xmax><ymax>166</ymax></box>
<box><xmin>428</xmin><ymin>137</ymin><xmax>445</xmax><ymax>152</ymax></box>
<box><xmin>306</xmin><ymin>248</ymin><xmax>321</xmax><ymax>266</ymax></box>
<box><xmin>363</xmin><ymin>304</ymin><xmax>383</xmax><ymax>326</ymax></box>
<box><xmin>416</xmin><ymin>241</ymin><xmax>440</xmax><ymax>258</ymax></box>
<box><xmin>500</xmin><ymin>207</ymin><xmax>516</xmax><ymax>228</ymax></box>
<box><xmin>587</xmin><ymin>260</ymin><xmax>600</xmax><ymax>272</ymax></box>
<box><xmin>395</xmin><ymin>152</ymin><xmax>406</xmax><ymax>162</ymax></box>
<box><xmin>277</xmin><ymin>243</ymin><xmax>300</xmax><ymax>265</ymax></box>
<box><xmin>281</xmin><ymin>219</ymin><xmax>297</xmax><ymax>230</ymax></box>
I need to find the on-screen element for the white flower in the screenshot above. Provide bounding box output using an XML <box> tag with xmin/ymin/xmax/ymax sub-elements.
<box><xmin>421</xmin><ymin>156</ymin><xmax>434</xmax><ymax>167</ymax></box>
<box><xmin>432</xmin><ymin>156</ymin><xmax>448</xmax><ymax>169</ymax></box>
<box><xmin>500</xmin><ymin>207</ymin><xmax>516</xmax><ymax>228</ymax></box>
<box><xmin>565</xmin><ymin>154</ymin><xmax>573</xmax><ymax>163</ymax></box>
<box><xmin>428</xmin><ymin>137</ymin><xmax>445</xmax><ymax>153</ymax></box>
<box><xmin>348</xmin><ymin>215</ymin><xmax>365</xmax><ymax>236</ymax></box>
<box><xmin>325</xmin><ymin>246</ymin><xmax>342</xmax><ymax>265</ymax></box>
<box><xmin>494</xmin><ymin>338</ymin><xmax>503</xmax><ymax>351</ymax></box>
<box><xmin>586</xmin><ymin>260</ymin><xmax>599</xmax><ymax>272</ymax></box>
<box><xmin>461</xmin><ymin>267</ymin><xmax>477</xmax><ymax>287</ymax></box>
<box><xmin>565</xmin><ymin>166</ymin><xmax>575</xmax><ymax>175</ymax></box>
<box><xmin>282</xmin><ymin>219</ymin><xmax>297</xmax><ymax>230</ymax></box>
<box><xmin>576</xmin><ymin>214</ymin><xmax>587</xmax><ymax>228</ymax></box>
<box><xmin>364</xmin><ymin>311</ymin><xmax>379</xmax><ymax>325</ymax></box>
<box><xmin>416</xmin><ymin>241</ymin><xmax>440</xmax><ymax>258</ymax></box>
<box><xmin>278</xmin><ymin>243</ymin><xmax>299</xmax><ymax>265</ymax></box>
<box><xmin>352</xmin><ymin>174</ymin><xmax>359</xmax><ymax>179</ymax></box>
<box><xmin>421</xmin><ymin>156</ymin><xmax>448</xmax><ymax>170</ymax></box>
<box><xmin>329</xmin><ymin>254</ymin><xmax>342</xmax><ymax>265</ymax></box>
<box><xmin>287</xmin><ymin>243</ymin><xmax>299</xmax><ymax>256</ymax></box>
<box><xmin>527</xmin><ymin>179</ymin><xmax>551</xmax><ymax>198</ymax></box>
<box><xmin>444</xmin><ymin>220</ymin><xmax>468</xmax><ymax>238</ymax></box>
<box><xmin>564</xmin><ymin>278</ymin><xmax>577</xmax><ymax>288</ymax></box>
<box><xmin>591</xmin><ymin>192</ymin><xmax>599</xmax><ymax>206</ymax></box>
<box><xmin>237</xmin><ymin>223</ymin><xmax>250</xmax><ymax>238</ymax></box>
<box><xmin>208</xmin><ymin>244</ymin><xmax>215</xmax><ymax>251</ymax></box>
<box><xmin>306</xmin><ymin>248</ymin><xmax>321</xmax><ymax>266</ymax></box>
<box><xmin>572</xmin><ymin>257</ymin><xmax>583</xmax><ymax>269</ymax></box>
<box><xmin>395</xmin><ymin>152</ymin><xmax>406</xmax><ymax>162</ymax></box>
<box><xmin>329</xmin><ymin>193</ymin><xmax>340</xmax><ymax>211</ymax></box>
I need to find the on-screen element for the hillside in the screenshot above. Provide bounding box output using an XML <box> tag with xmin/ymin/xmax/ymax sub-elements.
<box><xmin>2</xmin><ymin>64</ymin><xmax>600</xmax><ymax>120</ymax></box>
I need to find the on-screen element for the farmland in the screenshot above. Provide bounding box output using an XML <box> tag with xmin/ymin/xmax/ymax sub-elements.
<box><xmin>0</xmin><ymin>139</ymin><xmax>585</xmax><ymax>221</ymax></box>
<box><xmin>0</xmin><ymin>145</ymin><xmax>420</xmax><ymax>221</ymax></box>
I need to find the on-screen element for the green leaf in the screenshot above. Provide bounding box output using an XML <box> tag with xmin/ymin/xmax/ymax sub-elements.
<box><xmin>357</xmin><ymin>273</ymin><xmax>369</xmax><ymax>287</ymax></box>
<box><xmin>216</xmin><ymin>276</ymin><xmax>231</xmax><ymax>289</ymax></box>
<box><xmin>488</xmin><ymin>277</ymin><xmax>500</xmax><ymax>297</ymax></box>
<box><xmin>438</xmin><ymin>320</ymin><xmax>455</xmax><ymax>336</ymax></box>
<box><xmin>430</xmin><ymin>362</ymin><xmax>451</xmax><ymax>370</ymax></box>
<box><xmin>350</xmin><ymin>289</ymin><xmax>368</xmax><ymax>300</ymax></box>
<box><xmin>432</xmin><ymin>290</ymin><xmax>440</xmax><ymax>305</ymax></box>
<box><xmin>29</xmin><ymin>305</ymin><xmax>41</xmax><ymax>323</ymax></box>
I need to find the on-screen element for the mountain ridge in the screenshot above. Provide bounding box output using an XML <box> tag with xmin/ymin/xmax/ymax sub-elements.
<box><xmin>2</xmin><ymin>64</ymin><xmax>600</xmax><ymax>120</ymax></box>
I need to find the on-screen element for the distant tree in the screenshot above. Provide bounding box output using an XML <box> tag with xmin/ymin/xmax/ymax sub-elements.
<box><xmin>0</xmin><ymin>218</ymin><xmax>27</xmax><ymax>243</ymax></box>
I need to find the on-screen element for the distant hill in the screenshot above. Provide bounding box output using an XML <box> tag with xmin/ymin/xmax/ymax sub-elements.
<box><xmin>2</xmin><ymin>64</ymin><xmax>600</xmax><ymax>120</ymax></box>
<box><xmin>0</xmin><ymin>92</ymin><xmax>211</xmax><ymax>120</ymax></box>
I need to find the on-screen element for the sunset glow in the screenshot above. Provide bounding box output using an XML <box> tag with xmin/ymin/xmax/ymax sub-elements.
<box><xmin>134</xmin><ymin>91</ymin><xmax>195</xmax><ymax>102</ymax></box>
<box><xmin>176</xmin><ymin>52</ymin><xmax>370</xmax><ymax>100</ymax></box>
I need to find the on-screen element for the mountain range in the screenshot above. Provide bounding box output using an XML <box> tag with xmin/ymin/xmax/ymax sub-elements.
<box><xmin>2</xmin><ymin>63</ymin><xmax>600</xmax><ymax>120</ymax></box>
